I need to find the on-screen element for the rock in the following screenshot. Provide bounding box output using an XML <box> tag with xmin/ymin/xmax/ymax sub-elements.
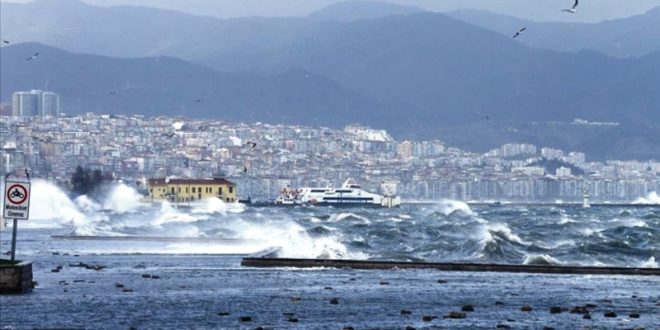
<box><xmin>542</xmin><ymin>327</ymin><xmax>555</xmax><ymax>330</ymax></box>
<box><xmin>570</xmin><ymin>306</ymin><xmax>589</xmax><ymax>314</ymax></box>
<box><xmin>495</xmin><ymin>301</ymin><xmax>505</xmax><ymax>306</ymax></box>
<box><xmin>496</xmin><ymin>324</ymin><xmax>511</xmax><ymax>329</ymax></box>
<box><xmin>218</xmin><ymin>312</ymin><xmax>230</xmax><ymax>316</ymax></box>
<box><xmin>379</xmin><ymin>281</ymin><xmax>390</xmax><ymax>285</ymax></box>
<box><xmin>585</xmin><ymin>303</ymin><xmax>597</xmax><ymax>309</ymax></box>
<box><xmin>52</xmin><ymin>252</ymin><xmax>60</xmax><ymax>255</ymax></box>
<box><xmin>253</xmin><ymin>327</ymin><xmax>264</xmax><ymax>330</ymax></box>
<box><xmin>239</xmin><ymin>316</ymin><xmax>252</xmax><ymax>322</ymax></box>
<box><xmin>51</xmin><ymin>268</ymin><xmax>60</xmax><ymax>273</ymax></box>
<box><xmin>437</xmin><ymin>279</ymin><xmax>448</xmax><ymax>284</ymax></box>
<box><xmin>151</xmin><ymin>275</ymin><xmax>160</xmax><ymax>279</ymax></box>
<box><xmin>549</xmin><ymin>306</ymin><xmax>561</xmax><ymax>314</ymax></box>
<box><xmin>583</xmin><ymin>314</ymin><xmax>591</xmax><ymax>320</ymax></box>
<box><xmin>421</xmin><ymin>315</ymin><xmax>436</xmax><ymax>322</ymax></box>
<box><xmin>115</xmin><ymin>283</ymin><xmax>124</xmax><ymax>288</ymax></box>
<box><xmin>73</xmin><ymin>280</ymin><xmax>85</xmax><ymax>283</ymax></box>
<box><xmin>58</xmin><ymin>280</ymin><xmax>67</xmax><ymax>285</ymax></box>
<box><xmin>604</xmin><ymin>311</ymin><xmax>617</xmax><ymax>318</ymax></box>
<box><xmin>601</xmin><ymin>299</ymin><xmax>613</xmax><ymax>304</ymax></box>
<box><xmin>129</xmin><ymin>327</ymin><xmax>137</xmax><ymax>330</ymax></box>
<box><xmin>141</xmin><ymin>274</ymin><xmax>152</xmax><ymax>278</ymax></box>
<box><xmin>324</xmin><ymin>287</ymin><xmax>333</xmax><ymax>290</ymax></box>
<box><xmin>446</xmin><ymin>312</ymin><xmax>466</xmax><ymax>319</ymax></box>
<box><xmin>342</xmin><ymin>327</ymin><xmax>354</xmax><ymax>330</ymax></box>
<box><xmin>63</xmin><ymin>289</ymin><xmax>68</xmax><ymax>292</ymax></box>
<box><xmin>349</xmin><ymin>278</ymin><xmax>356</xmax><ymax>281</ymax></box>
<box><xmin>330</xmin><ymin>298</ymin><xmax>339</xmax><ymax>305</ymax></box>
<box><xmin>56</xmin><ymin>265</ymin><xmax>63</xmax><ymax>270</ymax></box>
<box><xmin>461</xmin><ymin>304</ymin><xmax>474</xmax><ymax>312</ymax></box>
<box><xmin>287</xmin><ymin>318</ymin><xmax>298</xmax><ymax>323</ymax></box>
<box><xmin>629</xmin><ymin>313</ymin><xmax>640</xmax><ymax>319</ymax></box>
<box><xmin>282</xmin><ymin>312</ymin><xmax>295</xmax><ymax>317</ymax></box>
<box><xmin>31</xmin><ymin>281</ymin><xmax>38</xmax><ymax>288</ymax></box>
<box><xmin>521</xmin><ymin>304</ymin><xmax>533</xmax><ymax>312</ymax></box>
<box><xmin>74</xmin><ymin>254</ymin><xmax>80</xmax><ymax>257</ymax></box>
<box><xmin>400</xmin><ymin>309</ymin><xmax>412</xmax><ymax>315</ymax></box>
<box><xmin>290</xmin><ymin>296</ymin><xmax>302</xmax><ymax>302</ymax></box>
<box><xmin>405</xmin><ymin>327</ymin><xmax>416</xmax><ymax>330</ymax></box>
<box><xmin>122</xmin><ymin>288</ymin><xmax>133</xmax><ymax>293</ymax></box>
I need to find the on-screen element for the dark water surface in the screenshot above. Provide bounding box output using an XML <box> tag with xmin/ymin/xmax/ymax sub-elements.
<box><xmin>1</xmin><ymin>194</ymin><xmax>658</xmax><ymax>328</ymax></box>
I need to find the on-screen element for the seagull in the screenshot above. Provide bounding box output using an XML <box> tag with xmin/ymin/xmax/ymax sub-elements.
<box><xmin>2</xmin><ymin>40</ymin><xmax>9</xmax><ymax>44</ymax></box>
<box><xmin>561</xmin><ymin>0</ymin><xmax>579</xmax><ymax>13</ymax></box>
<box><xmin>162</xmin><ymin>132</ymin><xmax>176</xmax><ymax>138</ymax></box>
<box><xmin>513</xmin><ymin>27</ymin><xmax>527</xmax><ymax>39</ymax></box>
<box><xmin>109</xmin><ymin>91</ymin><xmax>117</xmax><ymax>95</ymax></box>
<box><xmin>244</xmin><ymin>141</ymin><xmax>257</xmax><ymax>148</ymax></box>
<box><xmin>194</xmin><ymin>98</ymin><xmax>202</xmax><ymax>103</ymax></box>
<box><xmin>25</xmin><ymin>52</ymin><xmax>39</xmax><ymax>61</ymax></box>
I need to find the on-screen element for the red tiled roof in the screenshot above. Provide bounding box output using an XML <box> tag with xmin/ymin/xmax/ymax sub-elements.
<box><xmin>148</xmin><ymin>178</ymin><xmax>235</xmax><ymax>186</ymax></box>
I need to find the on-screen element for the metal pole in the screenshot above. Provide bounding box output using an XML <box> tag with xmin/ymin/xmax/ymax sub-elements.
<box><xmin>10</xmin><ymin>218</ymin><xmax>18</xmax><ymax>261</ymax></box>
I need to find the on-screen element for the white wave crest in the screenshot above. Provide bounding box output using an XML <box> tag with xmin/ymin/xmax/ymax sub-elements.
<box><xmin>102</xmin><ymin>183</ymin><xmax>144</xmax><ymax>213</ymax></box>
<box><xmin>523</xmin><ymin>254</ymin><xmax>563</xmax><ymax>265</ymax></box>
<box><xmin>639</xmin><ymin>257</ymin><xmax>658</xmax><ymax>268</ymax></box>
<box><xmin>328</xmin><ymin>212</ymin><xmax>371</xmax><ymax>224</ymax></box>
<box><xmin>436</xmin><ymin>199</ymin><xmax>474</xmax><ymax>216</ymax></box>
<box><xmin>633</xmin><ymin>192</ymin><xmax>660</xmax><ymax>204</ymax></box>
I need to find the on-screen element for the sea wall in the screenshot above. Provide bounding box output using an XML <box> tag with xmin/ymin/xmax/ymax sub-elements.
<box><xmin>0</xmin><ymin>261</ymin><xmax>33</xmax><ymax>294</ymax></box>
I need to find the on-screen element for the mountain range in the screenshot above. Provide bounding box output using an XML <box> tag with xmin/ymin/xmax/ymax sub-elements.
<box><xmin>1</xmin><ymin>0</ymin><xmax>659</xmax><ymax>160</ymax></box>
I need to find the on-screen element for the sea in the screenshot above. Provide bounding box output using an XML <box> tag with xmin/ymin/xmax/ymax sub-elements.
<box><xmin>1</xmin><ymin>181</ymin><xmax>658</xmax><ymax>329</ymax></box>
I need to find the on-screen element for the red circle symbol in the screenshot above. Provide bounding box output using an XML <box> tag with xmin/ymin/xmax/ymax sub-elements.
<box><xmin>7</xmin><ymin>184</ymin><xmax>28</xmax><ymax>204</ymax></box>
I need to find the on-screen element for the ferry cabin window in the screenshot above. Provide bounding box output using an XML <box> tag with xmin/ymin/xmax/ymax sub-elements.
<box><xmin>311</xmin><ymin>189</ymin><xmax>326</xmax><ymax>193</ymax></box>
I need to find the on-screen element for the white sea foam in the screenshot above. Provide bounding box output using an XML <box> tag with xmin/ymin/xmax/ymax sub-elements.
<box><xmin>633</xmin><ymin>192</ymin><xmax>660</xmax><ymax>204</ymax></box>
<box><xmin>328</xmin><ymin>212</ymin><xmax>371</xmax><ymax>224</ymax></box>
<box><xmin>436</xmin><ymin>199</ymin><xmax>474</xmax><ymax>216</ymax></box>
<box><xmin>102</xmin><ymin>183</ymin><xmax>144</xmax><ymax>213</ymax></box>
<box><xmin>478</xmin><ymin>222</ymin><xmax>530</xmax><ymax>246</ymax></box>
<box><xmin>523</xmin><ymin>254</ymin><xmax>563</xmax><ymax>265</ymax></box>
<box><xmin>639</xmin><ymin>257</ymin><xmax>658</xmax><ymax>268</ymax></box>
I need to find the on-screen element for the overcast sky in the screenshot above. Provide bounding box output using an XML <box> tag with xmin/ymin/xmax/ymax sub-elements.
<box><xmin>3</xmin><ymin>0</ymin><xmax>660</xmax><ymax>22</ymax></box>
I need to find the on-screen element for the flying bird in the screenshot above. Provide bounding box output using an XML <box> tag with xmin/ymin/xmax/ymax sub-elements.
<box><xmin>163</xmin><ymin>132</ymin><xmax>176</xmax><ymax>138</ymax></box>
<box><xmin>561</xmin><ymin>0</ymin><xmax>579</xmax><ymax>13</ymax></box>
<box><xmin>109</xmin><ymin>91</ymin><xmax>117</xmax><ymax>95</ymax></box>
<box><xmin>512</xmin><ymin>27</ymin><xmax>527</xmax><ymax>39</ymax></box>
<box><xmin>25</xmin><ymin>52</ymin><xmax>39</xmax><ymax>61</ymax></box>
<box><xmin>2</xmin><ymin>40</ymin><xmax>9</xmax><ymax>45</ymax></box>
<box><xmin>244</xmin><ymin>141</ymin><xmax>257</xmax><ymax>148</ymax></box>
<box><xmin>194</xmin><ymin>98</ymin><xmax>202</xmax><ymax>103</ymax></box>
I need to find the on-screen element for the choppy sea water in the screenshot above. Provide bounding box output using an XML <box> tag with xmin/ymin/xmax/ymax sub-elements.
<box><xmin>1</xmin><ymin>181</ymin><xmax>659</xmax><ymax>329</ymax></box>
<box><xmin>1</xmin><ymin>181</ymin><xmax>658</xmax><ymax>267</ymax></box>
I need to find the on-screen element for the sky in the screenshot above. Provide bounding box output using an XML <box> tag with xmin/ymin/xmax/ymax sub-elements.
<box><xmin>3</xmin><ymin>0</ymin><xmax>660</xmax><ymax>23</ymax></box>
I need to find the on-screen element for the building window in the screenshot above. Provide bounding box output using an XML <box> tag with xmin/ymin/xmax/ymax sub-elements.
<box><xmin>229</xmin><ymin>186</ymin><xmax>234</xmax><ymax>194</ymax></box>
<box><xmin>219</xmin><ymin>187</ymin><xmax>223</xmax><ymax>195</ymax></box>
<box><xmin>171</xmin><ymin>187</ymin><xmax>175</xmax><ymax>193</ymax></box>
<box><xmin>186</xmin><ymin>187</ymin><xmax>189</xmax><ymax>193</ymax></box>
<box><xmin>178</xmin><ymin>187</ymin><xmax>181</xmax><ymax>193</ymax></box>
<box><xmin>192</xmin><ymin>187</ymin><xmax>196</xmax><ymax>193</ymax></box>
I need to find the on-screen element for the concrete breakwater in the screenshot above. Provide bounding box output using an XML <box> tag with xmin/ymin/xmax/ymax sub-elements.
<box><xmin>241</xmin><ymin>258</ymin><xmax>660</xmax><ymax>276</ymax></box>
<box><xmin>0</xmin><ymin>261</ymin><xmax>34</xmax><ymax>294</ymax></box>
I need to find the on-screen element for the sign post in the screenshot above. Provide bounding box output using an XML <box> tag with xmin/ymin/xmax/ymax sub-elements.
<box><xmin>3</xmin><ymin>169</ymin><xmax>31</xmax><ymax>261</ymax></box>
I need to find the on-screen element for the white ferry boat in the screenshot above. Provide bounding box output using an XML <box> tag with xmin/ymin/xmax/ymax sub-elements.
<box><xmin>275</xmin><ymin>179</ymin><xmax>400</xmax><ymax>208</ymax></box>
